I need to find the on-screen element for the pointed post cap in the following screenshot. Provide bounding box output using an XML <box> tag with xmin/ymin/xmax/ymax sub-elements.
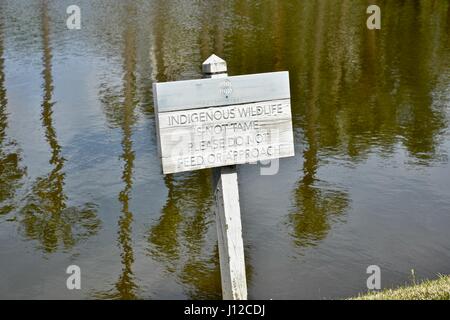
<box><xmin>202</xmin><ymin>54</ymin><xmax>227</xmax><ymax>75</ymax></box>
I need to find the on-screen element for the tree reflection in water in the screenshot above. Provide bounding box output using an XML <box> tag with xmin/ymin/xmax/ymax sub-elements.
<box><xmin>19</xmin><ymin>0</ymin><xmax>100</xmax><ymax>254</ymax></box>
<box><xmin>288</xmin><ymin>0</ymin><xmax>350</xmax><ymax>248</ymax></box>
<box><xmin>0</xmin><ymin>3</ymin><xmax>26</xmax><ymax>217</ymax></box>
<box><xmin>287</xmin><ymin>0</ymin><xmax>449</xmax><ymax>247</ymax></box>
<box><xmin>149</xmin><ymin>172</ymin><xmax>222</xmax><ymax>299</ymax></box>
<box><xmin>144</xmin><ymin>0</ymin><xmax>226</xmax><ymax>299</ymax></box>
<box><xmin>94</xmin><ymin>1</ymin><xmax>139</xmax><ymax>300</ymax></box>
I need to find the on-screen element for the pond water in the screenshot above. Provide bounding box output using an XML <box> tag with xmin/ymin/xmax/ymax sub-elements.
<box><xmin>0</xmin><ymin>0</ymin><xmax>449</xmax><ymax>299</ymax></box>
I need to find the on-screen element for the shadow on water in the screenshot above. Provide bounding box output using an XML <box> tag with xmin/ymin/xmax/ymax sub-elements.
<box><xmin>0</xmin><ymin>2</ymin><xmax>26</xmax><ymax>217</ymax></box>
<box><xmin>18</xmin><ymin>0</ymin><xmax>100</xmax><ymax>254</ymax></box>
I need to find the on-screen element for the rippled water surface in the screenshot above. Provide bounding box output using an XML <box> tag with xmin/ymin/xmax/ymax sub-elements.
<box><xmin>0</xmin><ymin>0</ymin><xmax>449</xmax><ymax>299</ymax></box>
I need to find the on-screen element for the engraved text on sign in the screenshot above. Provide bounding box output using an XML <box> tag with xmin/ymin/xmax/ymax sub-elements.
<box><xmin>153</xmin><ymin>72</ymin><xmax>295</xmax><ymax>174</ymax></box>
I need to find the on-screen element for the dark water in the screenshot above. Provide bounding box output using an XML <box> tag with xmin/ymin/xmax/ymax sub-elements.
<box><xmin>0</xmin><ymin>0</ymin><xmax>449</xmax><ymax>299</ymax></box>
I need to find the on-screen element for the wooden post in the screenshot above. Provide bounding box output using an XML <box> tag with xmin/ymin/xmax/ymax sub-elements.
<box><xmin>154</xmin><ymin>55</ymin><xmax>293</xmax><ymax>299</ymax></box>
<box><xmin>203</xmin><ymin>55</ymin><xmax>248</xmax><ymax>300</ymax></box>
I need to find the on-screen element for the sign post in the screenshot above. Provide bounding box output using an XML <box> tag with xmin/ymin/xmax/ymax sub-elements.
<box><xmin>203</xmin><ymin>55</ymin><xmax>247</xmax><ymax>300</ymax></box>
<box><xmin>153</xmin><ymin>54</ymin><xmax>294</xmax><ymax>300</ymax></box>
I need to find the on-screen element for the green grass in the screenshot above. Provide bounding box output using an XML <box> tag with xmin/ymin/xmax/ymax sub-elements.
<box><xmin>351</xmin><ymin>275</ymin><xmax>450</xmax><ymax>300</ymax></box>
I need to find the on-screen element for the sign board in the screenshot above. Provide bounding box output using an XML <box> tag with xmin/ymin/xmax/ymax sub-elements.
<box><xmin>153</xmin><ymin>71</ymin><xmax>295</xmax><ymax>174</ymax></box>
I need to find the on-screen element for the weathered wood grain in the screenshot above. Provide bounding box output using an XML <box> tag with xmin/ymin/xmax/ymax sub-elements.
<box><xmin>214</xmin><ymin>166</ymin><xmax>247</xmax><ymax>300</ymax></box>
<box><xmin>157</xmin><ymin>99</ymin><xmax>294</xmax><ymax>174</ymax></box>
<box><xmin>202</xmin><ymin>54</ymin><xmax>228</xmax><ymax>75</ymax></box>
<box><xmin>153</xmin><ymin>71</ymin><xmax>290</xmax><ymax>113</ymax></box>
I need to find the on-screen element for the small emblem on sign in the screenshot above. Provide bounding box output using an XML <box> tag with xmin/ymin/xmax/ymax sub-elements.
<box><xmin>219</xmin><ymin>80</ymin><xmax>233</xmax><ymax>98</ymax></box>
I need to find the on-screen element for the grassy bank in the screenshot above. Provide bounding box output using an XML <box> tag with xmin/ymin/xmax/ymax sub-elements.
<box><xmin>352</xmin><ymin>275</ymin><xmax>450</xmax><ymax>300</ymax></box>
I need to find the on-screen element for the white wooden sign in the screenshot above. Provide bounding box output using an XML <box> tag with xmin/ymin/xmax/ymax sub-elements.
<box><xmin>153</xmin><ymin>71</ymin><xmax>295</xmax><ymax>174</ymax></box>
